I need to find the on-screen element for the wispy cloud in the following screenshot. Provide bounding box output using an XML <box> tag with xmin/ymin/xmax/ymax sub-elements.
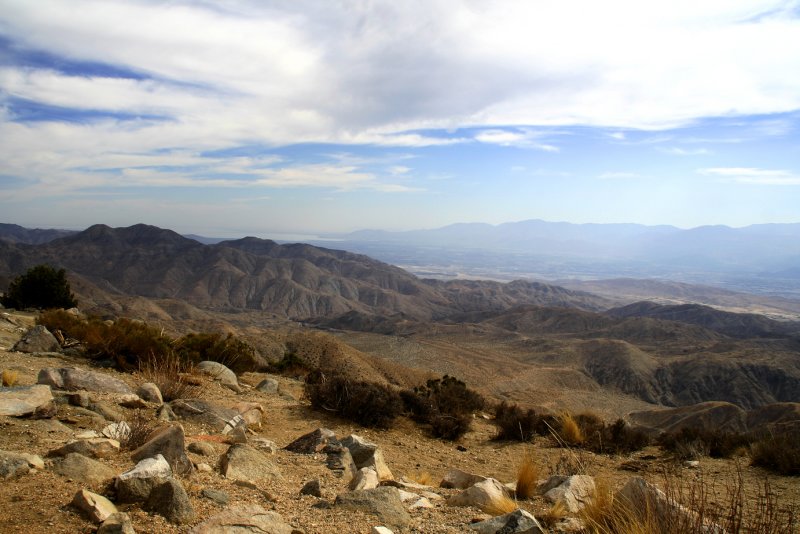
<box><xmin>474</xmin><ymin>129</ymin><xmax>559</xmax><ymax>151</ymax></box>
<box><xmin>700</xmin><ymin>167</ymin><xmax>800</xmax><ymax>185</ymax></box>
<box><xmin>660</xmin><ymin>147</ymin><xmax>711</xmax><ymax>156</ymax></box>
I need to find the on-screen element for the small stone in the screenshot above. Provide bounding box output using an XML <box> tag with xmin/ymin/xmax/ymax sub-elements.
<box><xmin>350</xmin><ymin>467</ymin><xmax>380</xmax><ymax>491</ymax></box>
<box><xmin>13</xmin><ymin>325</ymin><xmax>60</xmax><ymax>353</ymax></box>
<box><xmin>68</xmin><ymin>391</ymin><xmax>91</xmax><ymax>408</ymax></box>
<box><xmin>188</xmin><ymin>441</ymin><xmax>216</xmax><ymax>456</ymax></box>
<box><xmin>255</xmin><ymin>378</ymin><xmax>279</xmax><ymax>394</ymax></box>
<box><xmin>285</xmin><ymin>428</ymin><xmax>337</xmax><ymax>454</ymax></box>
<box><xmin>102</xmin><ymin>421</ymin><xmax>131</xmax><ymax>442</ymax></box>
<box><xmin>48</xmin><ymin>438</ymin><xmax>120</xmax><ymax>459</ymax></box>
<box><xmin>0</xmin><ymin>384</ymin><xmax>54</xmax><ymax>416</ymax></box>
<box><xmin>684</xmin><ymin>460</ymin><xmax>700</xmax><ymax>469</ymax></box>
<box><xmin>53</xmin><ymin>453</ymin><xmax>116</xmax><ymax>485</ymax></box>
<box><xmin>372</xmin><ymin>528</ymin><xmax>394</xmax><ymax>534</ymax></box>
<box><xmin>115</xmin><ymin>454</ymin><xmax>173</xmax><ymax>503</ymax></box>
<box><xmin>97</xmin><ymin>512</ymin><xmax>136</xmax><ymax>534</ymax></box>
<box><xmin>300</xmin><ymin>479</ymin><xmax>322</xmax><ymax>497</ymax></box>
<box><xmin>197</xmin><ymin>361</ymin><xmax>241</xmax><ymax>393</ymax></box>
<box><xmin>251</xmin><ymin>438</ymin><xmax>278</xmax><ymax>454</ymax></box>
<box><xmin>118</xmin><ymin>394</ymin><xmax>148</xmax><ymax>409</ymax></box>
<box><xmin>220</xmin><ymin>444</ymin><xmax>283</xmax><ymax>484</ymax></box>
<box><xmin>136</xmin><ymin>383</ymin><xmax>163</xmax><ymax>404</ymax></box>
<box><xmin>71</xmin><ymin>489</ymin><xmax>117</xmax><ymax>523</ymax></box>
<box><xmin>188</xmin><ymin>505</ymin><xmax>293</xmax><ymax>534</ymax></box>
<box><xmin>131</xmin><ymin>424</ymin><xmax>192</xmax><ymax>475</ymax></box>
<box><xmin>201</xmin><ymin>488</ymin><xmax>230</xmax><ymax>505</ymax></box>
<box><xmin>144</xmin><ymin>478</ymin><xmax>195</xmax><ymax>524</ymax></box>
<box><xmin>196</xmin><ymin>463</ymin><xmax>213</xmax><ymax>473</ymax></box>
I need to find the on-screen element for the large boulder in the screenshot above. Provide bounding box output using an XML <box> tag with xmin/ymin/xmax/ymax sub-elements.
<box><xmin>188</xmin><ymin>505</ymin><xmax>293</xmax><ymax>534</ymax></box>
<box><xmin>71</xmin><ymin>489</ymin><xmax>118</xmax><ymax>523</ymax></box>
<box><xmin>334</xmin><ymin>487</ymin><xmax>411</xmax><ymax>530</ymax></box>
<box><xmin>131</xmin><ymin>424</ymin><xmax>192</xmax><ymax>475</ymax></box>
<box><xmin>219</xmin><ymin>444</ymin><xmax>282</xmax><ymax>485</ymax></box>
<box><xmin>543</xmin><ymin>475</ymin><xmax>596</xmax><ymax>513</ymax></box>
<box><xmin>13</xmin><ymin>325</ymin><xmax>60</xmax><ymax>353</ymax></box>
<box><xmin>440</xmin><ymin>468</ymin><xmax>488</xmax><ymax>489</ymax></box>
<box><xmin>0</xmin><ymin>385</ymin><xmax>54</xmax><ymax>416</ymax></box>
<box><xmin>48</xmin><ymin>438</ymin><xmax>120</xmax><ymax>459</ymax></box>
<box><xmin>144</xmin><ymin>478</ymin><xmax>195</xmax><ymax>524</ymax></box>
<box><xmin>197</xmin><ymin>361</ymin><xmax>241</xmax><ymax>393</ymax></box>
<box><xmin>341</xmin><ymin>434</ymin><xmax>393</xmax><ymax>481</ymax></box>
<box><xmin>53</xmin><ymin>453</ymin><xmax>116</xmax><ymax>485</ymax></box>
<box><xmin>0</xmin><ymin>450</ymin><xmax>44</xmax><ymax>479</ymax></box>
<box><xmin>469</xmin><ymin>509</ymin><xmax>545</xmax><ymax>534</ymax></box>
<box><xmin>115</xmin><ymin>454</ymin><xmax>173</xmax><ymax>503</ymax></box>
<box><xmin>38</xmin><ymin>367</ymin><xmax>133</xmax><ymax>394</ymax></box>
<box><xmin>447</xmin><ymin>478</ymin><xmax>512</xmax><ymax>514</ymax></box>
<box><xmin>285</xmin><ymin>428</ymin><xmax>337</xmax><ymax>453</ymax></box>
<box><xmin>169</xmin><ymin>399</ymin><xmax>239</xmax><ymax>432</ymax></box>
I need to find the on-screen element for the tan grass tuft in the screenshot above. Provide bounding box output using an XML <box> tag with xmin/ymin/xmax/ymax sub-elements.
<box><xmin>515</xmin><ymin>452</ymin><xmax>539</xmax><ymax>499</ymax></box>
<box><xmin>1</xmin><ymin>369</ymin><xmax>19</xmax><ymax>387</ymax></box>
<box><xmin>482</xmin><ymin>493</ymin><xmax>518</xmax><ymax>516</ymax></box>
<box><xmin>408</xmin><ymin>470</ymin><xmax>433</xmax><ymax>486</ymax></box>
<box><xmin>540</xmin><ymin>500</ymin><xmax>569</xmax><ymax>527</ymax></box>
<box><xmin>559</xmin><ymin>412</ymin><xmax>584</xmax><ymax>445</ymax></box>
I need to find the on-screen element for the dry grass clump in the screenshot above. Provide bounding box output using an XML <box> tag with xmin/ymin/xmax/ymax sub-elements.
<box><xmin>515</xmin><ymin>452</ymin><xmax>540</xmax><ymax>499</ymax></box>
<box><xmin>749</xmin><ymin>429</ymin><xmax>800</xmax><ymax>476</ymax></box>
<box><xmin>559</xmin><ymin>412</ymin><xmax>585</xmax><ymax>445</ymax></box>
<box><xmin>120</xmin><ymin>410</ymin><xmax>159</xmax><ymax>451</ymax></box>
<box><xmin>304</xmin><ymin>370</ymin><xmax>403</xmax><ymax>429</ymax></box>
<box><xmin>482</xmin><ymin>493</ymin><xmax>518</xmax><ymax>516</ymax></box>
<box><xmin>539</xmin><ymin>500</ymin><xmax>569</xmax><ymax>528</ymax></box>
<box><xmin>139</xmin><ymin>351</ymin><xmax>200</xmax><ymax>402</ymax></box>
<box><xmin>408</xmin><ymin>471</ymin><xmax>433</xmax><ymax>486</ymax></box>
<box><xmin>1</xmin><ymin>369</ymin><xmax>19</xmax><ymax>387</ymax></box>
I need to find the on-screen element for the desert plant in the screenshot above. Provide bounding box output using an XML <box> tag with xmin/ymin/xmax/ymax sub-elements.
<box><xmin>577</xmin><ymin>417</ymin><xmax>651</xmax><ymax>454</ymax></box>
<box><xmin>407</xmin><ymin>471</ymin><xmax>433</xmax><ymax>486</ymax></box>
<box><xmin>429</xmin><ymin>412</ymin><xmax>472</xmax><ymax>440</ymax></box>
<box><xmin>559</xmin><ymin>412</ymin><xmax>585</xmax><ymax>445</ymax></box>
<box><xmin>515</xmin><ymin>452</ymin><xmax>540</xmax><ymax>499</ymax></box>
<box><xmin>493</xmin><ymin>401</ymin><xmax>539</xmax><ymax>441</ymax></box>
<box><xmin>658</xmin><ymin>427</ymin><xmax>755</xmax><ymax>461</ymax></box>
<box><xmin>400</xmin><ymin>375</ymin><xmax>485</xmax><ymax>440</ymax></box>
<box><xmin>120</xmin><ymin>410</ymin><xmax>159</xmax><ymax>450</ymax></box>
<box><xmin>750</xmin><ymin>429</ymin><xmax>800</xmax><ymax>476</ymax></box>
<box><xmin>482</xmin><ymin>493</ymin><xmax>518</xmax><ymax>516</ymax></box>
<box><xmin>139</xmin><ymin>351</ymin><xmax>199</xmax><ymax>402</ymax></box>
<box><xmin>1</xmin><ymin>264</ymin><xmax>77</xmax><ymax>310</ymax></box>
<box><xmin>175</xmin><ymin>332</ymin><xmax>255</xmax><ymax>373</ymax></box>
<box><xmin>304</xmin><ymin>371</ymin><xmax>403</xmax><ymax>429</ymax></box>
<box><xmin>267</xmin><ymin>350</ymin><xmax>310</xmax><ymax>377</ymax></box>
<box><xmin>1</xmin><ymin>369</ymin><xmax>19</xmax><ymax>387</ymax></box>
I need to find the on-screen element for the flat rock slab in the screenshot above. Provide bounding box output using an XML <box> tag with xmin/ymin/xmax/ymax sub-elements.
<box><xmin>38</xmin><ymin>367</ymin><xmax>133</xmax><ymax>394</ymax></box>
<box><xmin>72</xmin><ymin>489</ymin><xmax>118</xmax><ymax>523</ymax></box>
<box><xmin>197</xmin><ymin>361</ymin><xmax>241</xmax><ymax>393</ymax></box>
<box><xmin>469</xmin><ymin>509</ymin><xmax>545</xmax><ymax>534</ymax></box>
<box><xmin>169</xmin><ymin>399</ymin><xmax>239</xmax><ymax>432</ymax></box>
<box><xmin>49</xmin><ymin>438</ymin><xmax>120</xmax><ymax>459</ymax></box>
<box><xmin>285</xmin><ymin>428</ymin><xmax>337</xmax><ymax>454</ymax></box>
<box><xmin>220</xmin><ymin>444</ymin><xmax>283</xmax><ymax>484</ymax></box>
<box><xmin>0</xmin><ymin>384</ymin><xmax>54</xmax><ymax>416</ymax></box>
<box><xmin>53</xmin><ymin>453</ymin><xmax>116</xmax><ymax>485</ymax></box>
<box><xmin>334</xmin><ymin>487</ymin><xmax>411</xmax><ymax>530</ymax></box>
<box><xmin>188</xmin><ymin>505</ymin><xmax>293</xmax><ymax>534</ymax></box>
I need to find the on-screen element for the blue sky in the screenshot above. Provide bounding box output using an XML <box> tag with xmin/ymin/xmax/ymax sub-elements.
<box><xmin>1</xmin><ymin>0</ymin><xmax>799</xmax><ymax>237</ymax></box>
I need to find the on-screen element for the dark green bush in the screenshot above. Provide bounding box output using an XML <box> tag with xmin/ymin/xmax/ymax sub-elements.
<box><xmin>401</xmin><ymin>375</ymin><xmax>485</xmax><ymax>440</ymax></box>
<box><xmin>750</xmin><ymin>430</ymin><xmax>800</xmax><ymax>476</ymax></box>
<box><xmin>580</xmin><ymin>417</ymin><xmax>651</xmax><ymax>454</ymax></box>
<box><xmin>304</xmin><ymin>371</ymin><xmax>403</xmax><ymax>429</ymax></box>
<box><xmin>2</xmin><ymin>264</ymin><xmax>77</xmax><ymax>310</ymax></box>
<box><xmin>493</xmin><ymin>401</ymin><xmax>539</xmax><ymax>441</ymax></box>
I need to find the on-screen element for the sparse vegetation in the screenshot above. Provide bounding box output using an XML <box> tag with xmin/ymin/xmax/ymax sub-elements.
<box><xmin>120</xmin><ymin>410</ymin><xmax>159</xmax><ymax>450</ymax></box>
<box><xmin>515</xmin><ymin>452</ymin><xmax>540</xmax><ymax>499</ymax></box>
<box><xmin>139</xmin><ymin>351</ymin><xmax>201</xmax><ymax>402</ymax></box>
<box><xmin>175</xmin><ymin>332</ymin><xmax>254</xmax><ymax>373</ymax></box>
<box><xmin>1</xmin><ymin>369</ymin><xmax>19</xmax><ymax>387</ymax></box>
<box><xmin>482</xmin><ymin>493</ymin><xmax>518</xmax><ymax>516</ymax></box>
<box><xmin>304</xmin><ymin>371</ymin><xmax>403</xmax><ymax>429</ymax></box>
<box><xmin>401</xmin><ymin>375</ymin><xmax>485</xmax><ymax>440</ymax></box>
<box><xmin>493</xmin><ymin>401</ymin><xmax>538</xmax><ymax>441</ymax></box>
<box><xmin>559</xmin><ymin>412</ymin><xmax>585</xmax><ymax>445</ymax></box>
<box><xmin>267</xmin><ymin>350</ymin><xmax>310</xmax><ymax>377</ymax></box>
<box><xmin>658</xmin><ymin>426</ymin><xmax>753</xmax><ymax>460</ymax></box>
<box><xmin>1</xmin><ymin>264</ymin><xmax>77</xmax><ymax>310</ymax></box>
<box><xmin>750</xmin><ymin>429</ymin><xmax>800</xmax><ymax>476</ymax></box>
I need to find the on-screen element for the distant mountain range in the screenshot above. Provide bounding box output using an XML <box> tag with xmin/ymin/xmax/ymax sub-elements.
<box><xmin>0</xmin><ymin>223</ymin><xmax>609</xmax><ymax>319</ymax></box>
<box><xmin>319</xmin><ymin>219</ymin><xmax>800</xmax><ymax>297</ymax></box>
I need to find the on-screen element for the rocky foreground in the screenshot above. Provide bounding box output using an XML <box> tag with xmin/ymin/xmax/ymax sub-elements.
<box><xmin>0</xmin><ymin>310</ymin><xmax>796</xmax><ymax>533</ymax></box>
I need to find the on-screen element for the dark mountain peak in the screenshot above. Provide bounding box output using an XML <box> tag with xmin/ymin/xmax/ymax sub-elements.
<box><xmin>72</xmin><ymin>223</ymin><xmax>197</xmax><ymax>249</ymax></box>
<box><xmin>0</xmin><ymin>223</ymin><xmax>76</xmax><ymax>245</ymax></box>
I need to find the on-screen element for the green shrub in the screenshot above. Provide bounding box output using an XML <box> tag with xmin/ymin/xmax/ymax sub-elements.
<box><xmin>493</xmin><ymin>401</ymin><xmax>539</xmax><ymax>441</ymax></box>
<box><xmin>304</xmin><ymin>371</ymin><xmax>403</xmax><ymax>429</ymax></box>
<box><xmin>2</xmin><ymin>264</ymin><xmax>77</xmax><ymax>310</ymax></box>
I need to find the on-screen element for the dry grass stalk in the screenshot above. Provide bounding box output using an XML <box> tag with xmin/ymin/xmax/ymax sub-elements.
<box><xmin>482</xmin><ymin>493</ymin><xmax>518</xmax><ymax>516</ymax></box>
<box><xmin>121</xmin><ymin>409</ymin><xmax>159</xmax><ymax>451</ymax></box>
<box><xmin>1</xmin><ymin>369</ymin><xmax>19</xmax><ymax>387</ymax></box>
<box><xmin>540</xmin><ymin>500</ymin><xmax>569</xmax><ymax>528</ymax></box>
<box><xmin>515</xmin><ymin>451</ymin><xmax>539</xmax><ymax>499</ymax></box>
<box><xmin>559</xmin><ymin>412</ymin><xmax>585</xmax><ymax>445</ymax></box>
<box><xmin>408</xmin><ymin>470</ymin><xmax>433</xmax><ymax>486</ymax></box>
<box><xmin>139</xmin><ymin>350</ymin><xmax>200</xmax><ymax>402</ymax></box>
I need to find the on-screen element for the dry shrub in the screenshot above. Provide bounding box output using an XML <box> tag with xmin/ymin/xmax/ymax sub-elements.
<box><xmin>482</xmin><ymin>493</ymin><xmax>518</xmax><ymax>516</ymax></box>
<box><xmin>559</xmin><ymin>412</ymin><xmax>585</xmax><ymax>445</ymax></box>
<box><xmin>515</xmin><ymin>452</ymin><xmax>540</xmax><ymax>499</ymax></box>
<box><xmin>175</xmin><ymin>332</ymin><xmax>255</xmax><ymax>373</ymax></box>
<box><xmin>540</xmin><ymin>500</ymin><xmax>569</xmax><ymax>528</ymax></box>
<box><xmin>401</xmin><ymin>375</ymin><xmax>485</xmax><ymax>440</ymax></box>
<box><xmin>750</xmin><ymin>429</ymin><xmax>800</xmax><ymax>476</ymax></box>
<box><xmin>139</xmin><ymin>351</ymin><xmax>199</xmax><ymax>402</ymax></box>
<box><xmin>304</xmin><ymin>371</ymin><xmax>402</xmax><ymax>429</ymax></box>
<box><xmin>120</xmin><ymin>410</ymin><xmax>159</xmax><ymax>451</ymax></box>
<box><xmin>1</xmin><ymin>369</ymin><xmax>19</xmax><ymax>387</ymax></box>
<box><xmin>658</xmin><ymin>426</ymin><xmax>754</xmax><ymax>460</ymax></box>
<box><xmin>494</xmin><ymin>401</ymin><xmax>539</xmax><ymax>441</ymax></box>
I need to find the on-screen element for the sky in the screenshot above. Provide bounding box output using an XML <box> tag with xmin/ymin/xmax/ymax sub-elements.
<box><xmin>0</xmin><ymin>0</ymin><xmax>799</xmax><ymax>237</ymax></box>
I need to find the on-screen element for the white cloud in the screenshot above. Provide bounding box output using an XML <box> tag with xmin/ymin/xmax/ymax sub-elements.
<box><xmin>474</xmin><ymin>129</ymin><xmax>560</xmax><ymax>151</ymax></box>
<box><xmin>700</xmin><ymin>167</ymin><xmax>800</xmax><ymax>185</ymax></box>
<box><xmin>660</xmin><ymin>147</ymin><xmax>712</xmax><ymax>156</ymax></box>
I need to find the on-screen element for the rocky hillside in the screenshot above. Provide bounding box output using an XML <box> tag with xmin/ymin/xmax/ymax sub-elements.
<box><xmin>1</xmin><ymin>311</ymin><xmax>798</xmax><ymax>534</ymax></box>
<box><xmin>0</xmin><ymin>224</ymin><xmax>609</xmax><ymax>320</ymax></box>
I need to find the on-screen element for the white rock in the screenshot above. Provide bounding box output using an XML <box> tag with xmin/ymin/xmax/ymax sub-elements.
<box><xmin>543</xmin><ymin>475</ymin><xmax>596</xmax><ymax>513</ymax></box>
<box><xmin>350</xmin><ymin>466</ymin><xmax>380</xmax><ymax>491</ymax></box>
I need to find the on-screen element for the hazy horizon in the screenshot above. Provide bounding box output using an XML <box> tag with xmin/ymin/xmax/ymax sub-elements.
<box><xmin>1</xmin><ymin>1</ymin><xmax>799</xmax><ymax>236</ymax></box>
